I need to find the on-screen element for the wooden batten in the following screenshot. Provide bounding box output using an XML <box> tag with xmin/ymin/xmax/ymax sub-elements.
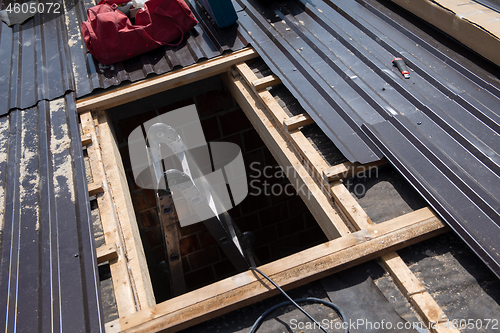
<box><xmin>76</xmin><ymin>48</ymin><xmax>258</xmax><ymax>113</ymax></box>
<box><xmin>97</xmin><ymin>243</ymin><xmax>119</xmax><ymax>264</ymax></box>
<box><xmin>283</xmin><ymin>113</ymin><xmax>314</xmax><ymax>132</ymax></box>
<box><xmin>251</xmin><ymin>74</ymin><xmax>282</xmax><ymax>92</ymax></box>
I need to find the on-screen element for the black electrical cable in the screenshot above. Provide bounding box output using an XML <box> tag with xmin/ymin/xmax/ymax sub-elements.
<box><xmin>249</xmin><ymin>267</ymin><xmax>348</xmax><ymax>333</ymax></box>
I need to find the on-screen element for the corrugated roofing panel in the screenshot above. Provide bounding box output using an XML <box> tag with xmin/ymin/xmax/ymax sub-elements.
<box><xmin>0</xmin><ymin>0</ymin><xmax>248</xmax><ymax>115</ymax></box>
<box><xmin>0</xmin><ymin>93</ymin><xmax>104</xmax><ymax>332</ymax></box>
<box><xmin>236</xmin><ymin>0</ymin><xmax>500</xmax><ymax>277</ymax></box>
<box><xmin>0</xmin><ymin>9</ymin><xmax>74</xmax><ymax>116</ymax></box>
<box><xmin>73</xmin><ymin>0</ymin><xmax>248</xmax><ymax>96</ymax></box>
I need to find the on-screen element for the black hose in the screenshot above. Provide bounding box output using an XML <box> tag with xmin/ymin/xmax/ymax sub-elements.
<box><xmin>249</xmin><ymin>267</ymin><xmax>348</xmax><ymax>333</ymax></box>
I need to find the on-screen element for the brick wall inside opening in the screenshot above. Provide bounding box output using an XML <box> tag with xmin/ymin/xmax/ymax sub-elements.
<box><xmin>111</xmin><ymin>76</ymin><xmax>328</xmax><ymax>302</ymax></box>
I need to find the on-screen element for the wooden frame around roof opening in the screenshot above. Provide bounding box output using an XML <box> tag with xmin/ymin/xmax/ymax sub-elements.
<box><xmin>77</xmin><ymin>47</ymin><xmax>457</xmax><ymax>333</ymax></box>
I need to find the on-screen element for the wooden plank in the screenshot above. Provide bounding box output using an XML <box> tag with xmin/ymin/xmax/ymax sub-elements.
<box><xmin>96</xmin><ymin>110</ymin><xmax>156</xmax><ymax>309</ymax></box>
<box><xmin>283</xmin><ymin>113</ymin><xmax>314</xmax><ymax>132</ymax></box>
<box><xmin>88</xmin><ymin>181</ymin><xmax>104</xmax><ymax>197</ymax></box>
<box><xmin>330</xmin><ymin>180</ymin><xmax>372</xmax><ymax>231</ymax></box>
<box><xmin>381</xmin><ymin>252</ymin><xmax>459</xmax><ymax>333</ymax></box>
<box><xmin>81</xmin><ymin>133</ymin><xmax>92</xmax><ymax>146</ymax></box>
<box><xmin>323</xmin><ymin>159</ymin><xmax>388</xmax><ymax>182</ymax></box>
<box><xmin>105</xmin><ymin>208</ymin><xmax>447</xmax><ymax>333</ymax></box>
<box><xmin>81</xmin><ymin>111</ymin><xmax>138</xmax><ymax>317</ymax></box>
<box><xmin>221</xmin><ymin>71</ymin><xmax>350</xmax><ymax>239</ymax></box>
<box><xmin>76</xmin><ymin>48</ymin><xmax>258</xmax><ymax>112</ymax></box>
<box><xmin>381</xmin><ymin>252</ymin><xmax>426</xmax><ymax>296</ymax></box>
<box><xmin>96</xmin><ymin>243</ymin><xmax>118</xmax><ymax>264</ymax></box>
<box><xmin>251</xmin><ymin>74</ymin><xmax>282</xmax><ymax>91</ymax></box>
<box><xmin>158</xmin><ymin>193</ymin><xmax>186</xmax><ymax>296</ymax></box>
<box><xmin>410</xmin><ymin>294</ymin><xmax>458</xmax><ymax>333</ymax></box>
<box><xmin>234</xmin><ymin>63</ymin><xmax>259</xmax><ymax>91</ymax></box>
<box><xmin>288</xmin><ymin>129</ymin><xmax>330</xmax><ymax>187</ymax></box>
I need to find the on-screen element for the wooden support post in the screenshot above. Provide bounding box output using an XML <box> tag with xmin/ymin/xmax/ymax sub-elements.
<box><xmin>76</xmin><ymin>48</ymin><xmax>258</xmax><ymax>112</ymax></box>
<box><xmin>157</xmin><ymin>193</ymin><xmax>186</xmax><ymax>296</ymax></box>
<box><xmin>330</xmin><ymin>180</ymin><xmax>372</xmax><ymax>231</ymax></box>
<box><xmin>106</xmin><ymin>209</ymin><xmax>447</xmax><ymax>333</ymax></box>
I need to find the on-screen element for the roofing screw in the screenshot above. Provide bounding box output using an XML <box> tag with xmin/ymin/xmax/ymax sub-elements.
<box><xmin>417</xmin><ymin>121</ymin><xmax>422</xmax><ymax>125</ymax></box>
<box><xmin>293</xmin><ymin>68</ymin><xmax>297</xmax><ymax>71</ymax></box>
<box><xmin>74</xmin><ymin>254</ymin><xmax>79</xmax><ymax>257</ymax></box>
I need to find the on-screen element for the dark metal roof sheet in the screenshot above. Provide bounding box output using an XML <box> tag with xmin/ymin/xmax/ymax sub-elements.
<box><xmin>236</xmin><ymin>0</ymin><xmax>500</xmax><ymax>277</ymax></box>
<box><xmin>0</xmin><ymin>11</ymin><xmax>75</xmax><ymax>116</ymax></box>
<box><xmin>74</xmin><ymin>0</ymin><xmax>248</xmax><ymax>97</ymax></box>
<box><xmin>0</xmin><ymin>93</ymin><xmax>104</xmax><ymax>332</ymax></box>
<box><xmin>0</xmin><ymin>0</ymin><xmax>248</xmax><ymax>116</ymax></box>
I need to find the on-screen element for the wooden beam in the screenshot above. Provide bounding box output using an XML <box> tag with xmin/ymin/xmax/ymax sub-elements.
<box><xmin>105</xmin><ymin>208</ymin><xmax>447</xmax><ymax>333</ymax></box>
<box><xmin>96</xmin><ymin>110</ymin><xmax>156</xmax><ymax>310</ymax></box>
<box><xmin>158</xmin><ymin>193</ymin><xmax>186</xmax><ymax>296</ymax></box>
<box><xmin>76</xmin><ymin>48</ymin><xmax>258</xmax><ymax>112</ymax></box>
<box><xmin>81</xmin><ymin>133</ymin><xmax>92</xmax><ymax>146</ymax></box>
<box><xmin>221</xmin><ymin>71</ymin><xmax>349</xmax><ymax>239</ymax></box>
<box><xmin>96</xmin><ymin>243</ymin><xmax>118</xmax><ymax>264</ymax></box>
<box><xmin>381</xmin><ymin>252</ymin><xmax>458</xmax><ymax>333</ymax></box>
<box><xmin>330</xmin><ymin>180</ymin><xmax>372</xmax><ymax>231</ymax></box>
<box><xmin>88</xmin><ymin>181</ymin><xmax>104</xmax><ymax>197</ymax></box>
<box><xmin>283</xmin><ymin>113</ymin><xmax>314</xmax><ymax>132</ymax></box>
<box><xmin>251</xmin><ymin>74</ymin><xmax>282</xmax><ymax>91</ymax></box>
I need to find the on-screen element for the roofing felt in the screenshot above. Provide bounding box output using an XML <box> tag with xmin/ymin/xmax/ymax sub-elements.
<box><xmin>235</xmin><ymin>0</ymin><xmax>500</xmax><ymax>278</ymax></box>
<box><xmin>0</xmin><ymin>93</ymin><xmax>104</xmax><ymax>332</ymax></box>
<box><xmin>0</xmin><ymin>0</ymin><xmax>248</xmax><ymax>116</ymax></box>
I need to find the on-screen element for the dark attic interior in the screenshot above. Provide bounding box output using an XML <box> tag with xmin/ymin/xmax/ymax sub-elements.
<box><xmin>106</xmin><ymin>74</ymin><xmax>329</xmax><ymax>304</ymax></box>
<box><xmin>1</xmin><ymin>0</ymin><xmax>500</xmax><ymax>332</ymax></box>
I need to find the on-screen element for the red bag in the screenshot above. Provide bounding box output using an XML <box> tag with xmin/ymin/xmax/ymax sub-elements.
<box><xmin>80</xmin><ymin>0</ymin><xmax>198</xmax><ymax>65</ymax></box>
